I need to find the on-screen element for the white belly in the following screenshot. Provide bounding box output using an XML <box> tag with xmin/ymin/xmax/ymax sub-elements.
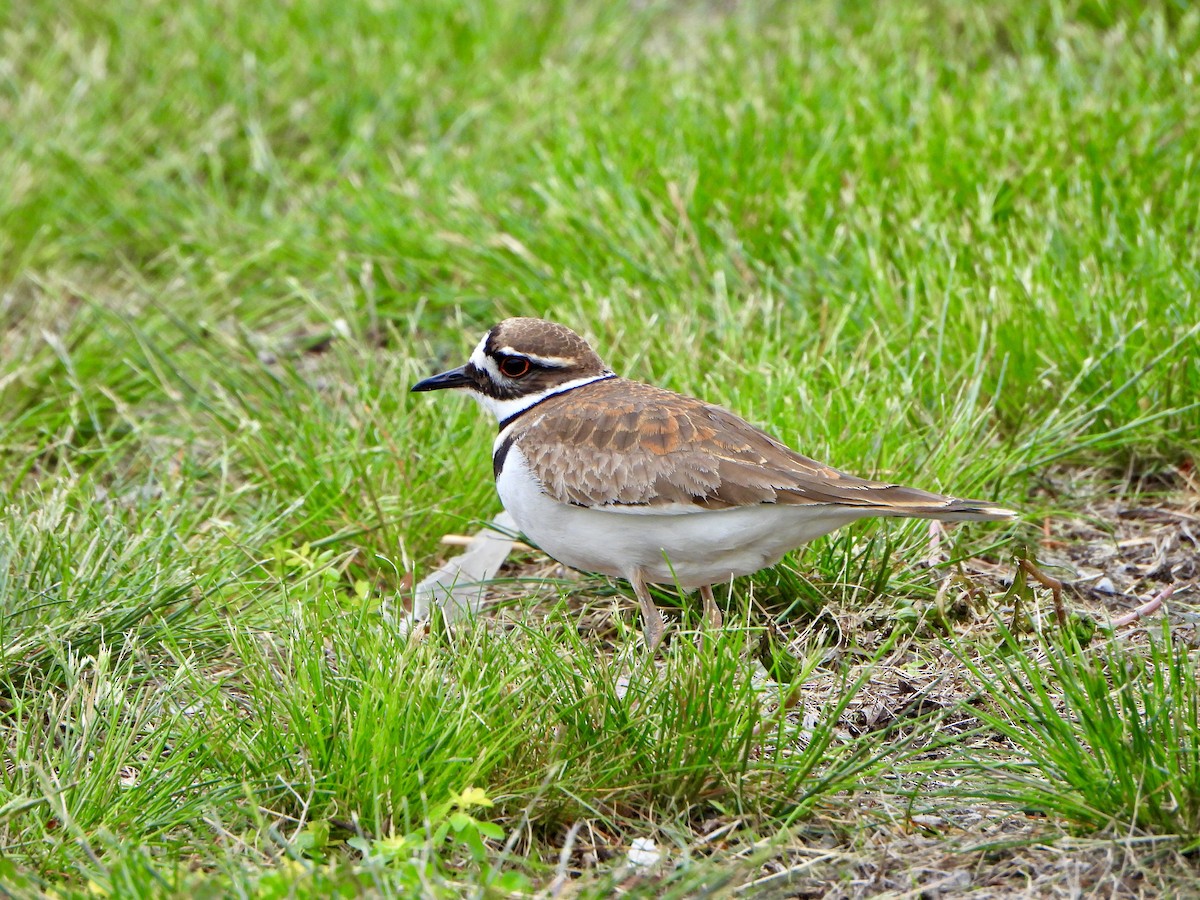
<box><xmin>495</xmin><ymin>447</ymin><xmax>870</xmax><ymax>588</ymax></box>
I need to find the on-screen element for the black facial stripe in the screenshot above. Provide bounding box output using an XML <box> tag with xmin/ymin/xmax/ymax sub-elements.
<box><xmin>483</xmin><ymin>327</ymin><xmax>502</xmax><ymax>357</ymax></box>
<box><xmin>496</xmin><ymin>373</ymin><xmax>616</xmax><ymax>431</ymax></box>
<box><xmin>463</xmin><ymin>361</ymin><xmax>522</xmax><ymax>401</ymax></box>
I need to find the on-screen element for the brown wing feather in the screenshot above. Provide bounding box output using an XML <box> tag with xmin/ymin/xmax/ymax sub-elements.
<box><xmin>511</xmin><ymin>379</ymin><xmax>1003</xmax><ymax>515</ymax></box>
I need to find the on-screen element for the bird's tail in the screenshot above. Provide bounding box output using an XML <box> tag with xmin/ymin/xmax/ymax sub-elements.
<box><xmin>880</xmin><ymin>496</ymin><xmax>1017</xmax><ymax>523</ymax></box>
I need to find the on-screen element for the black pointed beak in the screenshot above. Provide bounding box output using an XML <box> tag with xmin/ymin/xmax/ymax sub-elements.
<box><xmin>411</xmin><ymin>365</ymin><xmax>472</xmax><ymax>392</ymax></box>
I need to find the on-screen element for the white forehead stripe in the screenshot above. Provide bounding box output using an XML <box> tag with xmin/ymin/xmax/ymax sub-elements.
<box><xmin>469</xmin><ymin>335</ymin><xmax>502</xmax><ymax>381</ymax></box>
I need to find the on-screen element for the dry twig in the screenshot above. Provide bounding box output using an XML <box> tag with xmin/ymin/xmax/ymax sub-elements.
<box><xmin>1020</xmin><ymin>557</ymin><xmax>1067</xmax><ymax>627</ymax></box>
<box><xmin>1110</xmin><ymin>584</ymin><xmax>1174</xmax><ymax>629</ymax></box>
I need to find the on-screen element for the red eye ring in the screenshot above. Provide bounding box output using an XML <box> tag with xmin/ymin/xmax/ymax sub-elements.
<box><xmin>499</xmin><ymin>356</ymin><xmax>531</xmax><ymax>378</ymax></box>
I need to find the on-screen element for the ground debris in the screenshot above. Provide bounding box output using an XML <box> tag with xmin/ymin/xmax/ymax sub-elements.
<box><xmin>1036</xmin><ymin>472</ymin><xmax>1198</xmax><ymax>631</ymax></box>
<box><xmin>759</xmin><ymin>828</ymin><xmax>1195</xmax><ymax>899</ymax></box>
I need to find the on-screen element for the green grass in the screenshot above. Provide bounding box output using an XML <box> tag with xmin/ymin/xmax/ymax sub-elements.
<box><xmin>3</xmin><ymin>0</ymin><xmax>1200</xmax><ymax>894</ymax></box>
<box><xmin>949</xmin><ymin>620</ymin><xmax>1200</xmax><ymax>843</ymax></box>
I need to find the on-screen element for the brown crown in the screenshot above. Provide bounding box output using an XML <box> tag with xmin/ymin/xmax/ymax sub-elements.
<box><xmin>485</xmin><ymin>318</ymin><xmax>610</xmax><ymax>376</ymax></box>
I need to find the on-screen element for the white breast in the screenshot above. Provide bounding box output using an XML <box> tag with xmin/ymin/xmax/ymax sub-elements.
<box><xmin>494</xmin><ymin>443</ymin><xmax>870</xmax><ymax>588</ymax></box>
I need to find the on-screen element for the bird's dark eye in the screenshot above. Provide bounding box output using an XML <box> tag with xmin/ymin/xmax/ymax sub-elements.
<box><xmin>499</xmin><ymin>356</ymin><xmax>531</xmax><ymax>378</ymax></box>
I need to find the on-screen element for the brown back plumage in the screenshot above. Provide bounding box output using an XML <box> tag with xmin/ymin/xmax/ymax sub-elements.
<box><xmin>507</xmin><ymin>377</ymin><xmax>1010</xmax><ymax>519</ymax></box>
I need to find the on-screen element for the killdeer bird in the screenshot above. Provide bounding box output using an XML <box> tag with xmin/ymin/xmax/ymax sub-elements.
<box><xmin>413</xmin><ymin>318</ymin><xmax>1016</xmax><ymax>649</ymax></box>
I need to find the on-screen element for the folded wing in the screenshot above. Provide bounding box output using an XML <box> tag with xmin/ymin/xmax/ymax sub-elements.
<box><xmin>512</xmin><ymin>379</ymin><xmax>1013</xmax><ymax>519</ymax></box>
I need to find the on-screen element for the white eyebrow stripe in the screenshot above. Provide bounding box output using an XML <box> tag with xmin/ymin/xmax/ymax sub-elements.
<box><xmin>495</xmin><ymin>348</ymin><xmax>574</xmax><ymax>368</ymax></box>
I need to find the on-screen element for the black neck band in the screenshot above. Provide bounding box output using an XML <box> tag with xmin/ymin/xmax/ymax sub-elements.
<box><xmin>497</xmin><ymin>373</ymin><xmax>616</xmax><ymax>432</ymax></box>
